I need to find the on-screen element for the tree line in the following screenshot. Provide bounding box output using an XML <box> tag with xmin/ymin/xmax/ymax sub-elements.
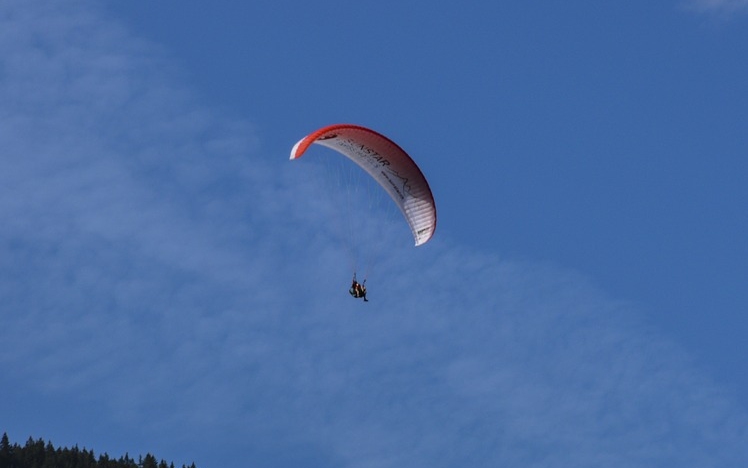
<box><xmin>0</xmin><ymin>433</ymin><xmax>196</xmax><ymax>468</ymax></box>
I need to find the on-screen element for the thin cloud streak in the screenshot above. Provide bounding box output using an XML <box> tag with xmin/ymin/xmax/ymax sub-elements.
<box><xmin>1</xmin><ymin>1</ymin><xmax>747</xmax><ymax>467</ymax></box>
<box><xmin>686</xmin><ymin>0</ymin><xmax>748</xmax><ymax>14</ymax></box>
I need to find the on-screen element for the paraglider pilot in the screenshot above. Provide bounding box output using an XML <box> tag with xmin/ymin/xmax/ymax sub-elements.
<box><xmin>349</xmin><ymin>273</ymin><xmax>368</xmax><ymax>302</ymax></box>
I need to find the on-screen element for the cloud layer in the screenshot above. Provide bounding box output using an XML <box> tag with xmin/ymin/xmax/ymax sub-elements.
<box><xmin>686</xmin><ymin>0</ymin><xmax>748</xmax><ymax>14</ymax></box>
<box><xmin>2</xmin><ymin>1</ymin><xmax>748</xmax><ymax>467</ymax></box>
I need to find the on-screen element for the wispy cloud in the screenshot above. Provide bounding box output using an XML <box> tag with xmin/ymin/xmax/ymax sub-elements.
<box><xmin>685</xmin><ymin>0</ymin><xmax>748</xmax><ymax>15</ymax></box>
<box><xmin>2</xmin><ymin>1</ymin><xmax>748</xmax><ymax>467</ymax></box>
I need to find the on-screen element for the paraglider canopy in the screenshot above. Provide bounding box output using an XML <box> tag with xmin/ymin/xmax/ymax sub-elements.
<box><xmin>290</xmin><ymin>124</ymin><xmax>436</xmax><ymax>246</ymax></box>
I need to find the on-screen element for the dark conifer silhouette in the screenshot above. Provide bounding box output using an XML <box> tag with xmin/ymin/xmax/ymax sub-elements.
<box><xmin>0</xmin><ymin>433</ymin><xmax>196</xmax><ymax>468</ymax></box>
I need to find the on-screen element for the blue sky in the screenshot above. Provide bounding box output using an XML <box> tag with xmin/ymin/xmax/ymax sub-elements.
<box><xmin>2</xmin><ymin>1</ymin><xmax>748</xmax><ymax>467</ymax></box>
